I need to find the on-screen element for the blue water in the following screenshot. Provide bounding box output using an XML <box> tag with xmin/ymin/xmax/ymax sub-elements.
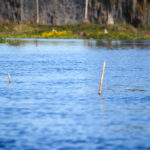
<box><xmin>0</xmin><ymin>39</ymin><xmax>150</xmax><ymax>150</ymax></box>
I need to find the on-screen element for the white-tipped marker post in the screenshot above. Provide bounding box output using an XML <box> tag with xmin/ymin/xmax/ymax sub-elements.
<box><xmin>99</xmin><ymin>61</ymin><xmax>106</xmax><ymax>95</ymax></box>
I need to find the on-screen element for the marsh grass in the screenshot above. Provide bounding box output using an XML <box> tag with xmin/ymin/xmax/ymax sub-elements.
<box><xmin>0</xmin><ymin>38</ymin><xmax>25</xmax><ymax>44</ymax></box>
<box><xmin>0</xmin><ymin>23</ymin><xmax>150</xmax><ymax>40</ymax></box>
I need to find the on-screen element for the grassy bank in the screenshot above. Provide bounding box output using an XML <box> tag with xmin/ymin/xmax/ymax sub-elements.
<box><xmin>0</xmin><ymin>23</ymin><xmax>150</xmax><ymax>40</ymax></box>
<box><xmin>0</xmin><ymin>38</ymin><xmax>25</xmax><ymax>44</ymax></box>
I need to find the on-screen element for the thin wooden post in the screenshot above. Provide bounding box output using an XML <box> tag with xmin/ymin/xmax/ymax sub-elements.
<box><xmin>8</xmin><ymin>73</ymin><xmax>11</xmax><ymax>83</ymax></box>
<box><xmin>99</xmin><ymin>61</ymin><xmax>106</xmax><ymax>95</ymax></box>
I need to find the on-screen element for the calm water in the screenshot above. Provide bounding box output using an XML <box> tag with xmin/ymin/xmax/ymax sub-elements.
<box><xmin>0</xmin><ymin>39</ymin><xmax>150</xmax><ymax>150</ymax></box>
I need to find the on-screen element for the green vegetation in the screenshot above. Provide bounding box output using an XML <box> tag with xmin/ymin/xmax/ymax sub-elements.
<box><xmin>0</xmin><ymin>38</ymin><xmax>25</xmax><ymax>44</ymax></box>
<box><xmin>0</xmin><ymin>22</ymin><xmax>150</xmax><ymax>40</ymax></box>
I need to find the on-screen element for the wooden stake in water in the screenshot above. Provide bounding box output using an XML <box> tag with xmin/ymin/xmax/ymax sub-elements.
<box><xmin>8</xmin><ymin>73</ymin><xmax>11</xmax><ymax>83</ymax></box>
<box><xmin>99</xmin><ymin>61</ymin><xmax>106</xmax><ymax>95</ymax></box>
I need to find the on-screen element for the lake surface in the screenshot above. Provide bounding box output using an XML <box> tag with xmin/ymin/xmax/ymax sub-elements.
<box><xmin>0</xmin><ymin>39</ymin><xmax>150</xmax><ymax>150</ymax></box>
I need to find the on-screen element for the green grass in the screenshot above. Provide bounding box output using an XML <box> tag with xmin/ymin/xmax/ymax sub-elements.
<box><xmin>0</xmin><ymin>22</ymin><xmax>150</xmax><ymax>40</ymax></box>
<box><xmin>0</xmin><ymin>38</ymin><xmax>25</xmax><ymax>44</ymax></box>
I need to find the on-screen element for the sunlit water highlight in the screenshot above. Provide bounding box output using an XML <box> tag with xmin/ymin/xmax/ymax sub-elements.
<box><xmin>0</xmin><ymin>39</ymin><xmax>150</xmax><ymax>150</ymax></box>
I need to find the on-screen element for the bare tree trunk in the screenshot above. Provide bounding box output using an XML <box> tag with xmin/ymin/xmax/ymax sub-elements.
<box><xmin>132</xmin><ymin>0</ymin><xmax>137</xmax><ymax>14</ymax></box>
<box><xmin>144</xmin><ymin>0</ymin><xmax>146</xmax><ymax>8</ymax></box>
<box><xmin>36</xmin><ymin>0</ymin><xmax>39</xmax><ymax>24</ymax></box>
<box><xmin>20</xmin><ymin>0</ymin><xmax>23</xmax><ymax>22</ymax></box>
<box><xmin>85</xmin><ymin>0</ymin><xmax>89</xmax><ymax>20</ymax></box>
<box><xmin>83</xmin><ymin>0</ymin><xmax>89</xmax><ymax>23</ymax></box>
<box><xmin>107</xmin><ymin>13</ymin><xmax>114</xmax><ymax>24</ymax></box>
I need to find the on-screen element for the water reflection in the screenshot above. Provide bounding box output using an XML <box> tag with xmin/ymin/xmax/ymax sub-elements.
<box><xmin>35</xmin><ymin>40</ymin><xmax>39</xmax><ymax>47</ymax></box>
<box><xmin>6</xmin><ymin>39</ymin><xmax>150</xmax><ymax>50</ymax></box>
<box><xmin>7</xmin><ymin>43</ymin><xmax>24</xmax><ymax>46</ymax></box>
<box><xmin>84</xmin><ymin>40</ymin><xmax>150</xmax><ymax>49</ymax></box>
<box><xmin>100</xmin><ymin>95</ymin><xmax>105</xmax><ymax>113</ymax></box>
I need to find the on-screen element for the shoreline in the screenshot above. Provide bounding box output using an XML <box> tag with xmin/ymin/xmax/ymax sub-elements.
<box><xmin>0</xmin><ymin>23</ymin><xmax>150</xmax><ymax>42</ymax></box>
